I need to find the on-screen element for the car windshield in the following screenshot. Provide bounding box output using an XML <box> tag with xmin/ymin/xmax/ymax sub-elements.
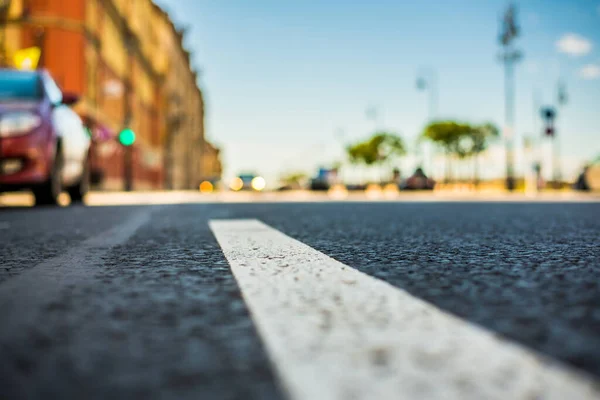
<box><xmin>0</xmin><ymin>70</ymin><xmax>43</xmax><ymax>101</ymax></box>
<box><xmin>239</xmin><ymin>174</ymin><xmax>255</xmax><ymax>183</ymax></box>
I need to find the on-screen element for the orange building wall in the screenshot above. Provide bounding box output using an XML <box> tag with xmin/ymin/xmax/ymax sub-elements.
<box><xmin>21</xmin><ymin>0</ymin><xmax>86</xmax><ymax>94</ymax></box>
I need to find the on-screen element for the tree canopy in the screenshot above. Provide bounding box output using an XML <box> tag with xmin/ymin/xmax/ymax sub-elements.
<box><xmin>470</xmin><ymin>123</ymin><xmax>500</xmax><ymax>154</ymax></box>
<box><xmin>422</xmin><ymin>121</ymin><xmax>499</xmax><ymax>158</ymax></box>
<box><xmin>347</xmin><ymin>131</ymin><xmax>406</xmax><ymax>166</ymax></box>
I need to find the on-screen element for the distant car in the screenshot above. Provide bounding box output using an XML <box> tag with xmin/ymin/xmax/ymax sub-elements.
<box><xmin>0</xmin><ymin>69</ymin><xmax>90</xmax><ymax>205</ymax></box>
<box><xmin>309</xmin><ymin>178</ymin><xmax>330</xmax><ymax>191</ymax></box>
<box><xmin>230</xmin><ymin>173</ymin><xmax>266</xmax><ymax>191</ymax></box>
<box><xmin>586</xmin><ymin>161</ymin><xmax>600</xmax><ymax>191</ymax></box>
<box><xmin>310</xmin><ymin>167</ymin><xmax>338</xmax><ymax>191</ymax></box>
<box><xmin>574</xmin><ymin>159</ymin><xmax>600</xmax><ymax>191</ymax></box>
<box><xmin>400</xmin><ymin>168</ymin><xmax>435</xmax><ymax>190</ymax></box>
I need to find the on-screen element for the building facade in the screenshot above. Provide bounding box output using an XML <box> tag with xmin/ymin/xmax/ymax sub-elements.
<box><xmin>201</xmin><ymin>141</ymin><xmax>223</xmax><ymax>184</ymax></box>
<box><xmin>1</xmin><ymin>0</ymin><xmax>221</xmax><ymax>190</ymax></box>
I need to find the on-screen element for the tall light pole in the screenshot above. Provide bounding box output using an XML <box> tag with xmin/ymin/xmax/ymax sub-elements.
<box><xmin>365</xmin><ymin>106</ymin><xmax>383</xmax><ymax>184</ymax></box>
<box><xmin>416</xmin><ymin>68</ymin><xmax>438</xmax><ymax>121</ymax></box>
<box><xmin>333</xmin><ymin>127</ymin><xmax>346</xmax><ymax>183</ymax></box>
<box><xmin>334</xmin><ymin>127</ymin><xmax>346</xmax><ymax>166</ymax></box>
<box><xmin>366</xmin><ymin>105</ymin><xmax>381</xmax><ymax>131</ymax></box>
<box><xmin>499</xmin><ymin>4</ymin><xmax>522</xmax><ymax>191</ymax></box>
<box><xmin>554</xmin><ymin>80</ymin><xmax>567</xmax><ymax>186</ymax></box>
<box><xmin>416</xmin><ymin>67</ymin><xmax>438</xmax><ymax>173</ymax></box>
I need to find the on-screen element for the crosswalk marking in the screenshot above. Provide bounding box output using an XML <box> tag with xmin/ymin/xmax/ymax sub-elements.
<box><xmin>210</xmin><ymin>219</ymin><xmax>600</xmax><ymax>400</ymax></box>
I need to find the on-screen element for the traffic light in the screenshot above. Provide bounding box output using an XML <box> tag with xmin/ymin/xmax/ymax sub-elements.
<box><xmin>540</xmin><ymin>107</ymin><xmax>556</xmax><ymax>138</ymax></box>
<box><xmin>118</xmin><ymin>128</ymin><xmax>136</xmax><ymax>146</ymax></box>
<box><xmin>119</xmin><ymin>128</ymin><xmax>135</xmax><ymax>191</ymax></box>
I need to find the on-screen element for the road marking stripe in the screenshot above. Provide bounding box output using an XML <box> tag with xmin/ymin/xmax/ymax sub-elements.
<box><xmin>210</xmin><ymin>219</ymin><xmax>600</xmax><ymax>400</ymax></box>
<box><xmin>0</xmin><ymin>207</ymin><xmax>156</xmax><ymax>329</ymax></box>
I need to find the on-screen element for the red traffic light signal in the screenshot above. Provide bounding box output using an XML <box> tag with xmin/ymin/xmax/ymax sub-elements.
<box><xmin>546</xmin><ymin>127</ymin><xmax>555</xmax><ymax>137</ymax></box>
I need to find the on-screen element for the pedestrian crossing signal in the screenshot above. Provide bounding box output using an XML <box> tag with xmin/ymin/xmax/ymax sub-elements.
<box><xmin>118</xmin><ymin>128</ymin><xmax>136</xmax><ymax>146</ymax></box>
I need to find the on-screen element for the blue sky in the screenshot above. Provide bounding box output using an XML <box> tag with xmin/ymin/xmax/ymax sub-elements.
<box><xmin>157</xmin><ymin>0</ymin><xmax>600</xmax><ymax>184</ymax></box>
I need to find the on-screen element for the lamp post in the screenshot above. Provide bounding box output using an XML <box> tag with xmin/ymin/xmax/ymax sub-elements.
<box><xmin>498</xmin><ymin>4</ymin><xmax>523</xmax><ymax>191</ymax></box>
<box><xmin>416</xmin><ymin>68</ymin><xmax>438</xmax><ymax>122</ymax></box>
<box><xmin>365</xmin><ymin>105</ymin><xmax>381</xmax><ymax>131</ymax></box>
<box><xmin>416</xmin><ymin>67</ymin><xmax>438</xmax><ymax>174</ymax></box>
<box><xmin>553</xmin><ymin>80</ymin><xmax>567</xmax><ymax>186</ymax></box>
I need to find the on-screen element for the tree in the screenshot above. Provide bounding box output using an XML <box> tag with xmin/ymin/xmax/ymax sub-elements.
<box><xmin>347</xmin><ymin>137</ymin><xmax>380</xmax><ymax>184</ymax></box>
<box><xmin>371</xmin><ymin>132</ymin><xmax>406</xmax><ymax>164</ymax></box>
<box><xmin>347</xmin><ymin>141</ymin><xmax>378</xmax><ymax>166</ymax></box>
<box><xmin>422</xmin><ymin>121</ymin><xmax>499</xmax><ymax>184</ymax></box>
<box><xmin>346</xmin><ymin>131</ymin><xmax>406</xmax><ymax>183</ymax></box>
<box><xmin>469</xmin><ymin>123</ymin><xmax>499</xmax><ymax>185</ymax></box>
<box><xmin>422</xmin><ymin>121</ymin><xmax>470</xmax><ymax>182</ymax></box>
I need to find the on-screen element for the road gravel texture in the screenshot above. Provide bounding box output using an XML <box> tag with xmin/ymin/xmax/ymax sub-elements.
<box><xmin>0</xmin><ymin>205</ymin><xmax>283</xmax><ymax>400</ymax></box>
<box><xmin>0</xmin><ymin>201</ymin><xmax>599</xmax><ymax>399</ymax></box>
<box><xmin>0</xmin><ymin>206</ymin><xmax>140</xmax><ymax>284</ymax></box>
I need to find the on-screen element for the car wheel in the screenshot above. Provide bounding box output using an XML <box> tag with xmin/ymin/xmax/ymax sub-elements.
<box><xmin>34</xmin><ymin>147</ymin><xmax>63</xmax><ymax>206</ymax></box>
<box><xmin>67</xmin><ymin>157</ymin><xmax>90</xmax><ymax>204</ymax></box>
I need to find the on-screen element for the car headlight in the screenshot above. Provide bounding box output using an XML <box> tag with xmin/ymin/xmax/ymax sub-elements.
<box><xmin>230</xmin><ymin>177</ymin><xmax>244</xmax><ymax>191</ymax></box>
<box><xmin>0</xmin><ymin>112</ymin><xmax>42</xmax><ymax>138</ymax></box>
<box><xmin>251</xmin><ymin>176</ymin><xmax>266</xmax><ymax>191</ymax></box>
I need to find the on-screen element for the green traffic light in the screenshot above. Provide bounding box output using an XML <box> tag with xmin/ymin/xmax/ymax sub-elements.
<box><xmin>119</xmin><ymin>128</ymin><xmax>136</xmax><ymax>146</ymax></box>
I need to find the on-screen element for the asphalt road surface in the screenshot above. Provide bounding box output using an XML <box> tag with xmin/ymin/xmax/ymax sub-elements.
<box><xmin>1</xmin><ymin>200</ymin><xmax>599</xmax><ymax>399</ymax></box>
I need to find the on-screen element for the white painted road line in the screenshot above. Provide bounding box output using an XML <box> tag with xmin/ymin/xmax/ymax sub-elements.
<box><xmin>210</xmin><ymin>219</ymin><xmax>600</xmax><ymax>400</ymax></box>
<box><xmin>0</xmin><ymin>207</ymin><xmax>156</xmax><ymax>329</ymax></box>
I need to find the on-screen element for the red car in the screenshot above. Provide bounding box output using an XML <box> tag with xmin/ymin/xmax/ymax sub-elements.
<box><xmin>0</xmin><ymin>69</ymin><xmax>90</xmax><ymax>205</ymax></box>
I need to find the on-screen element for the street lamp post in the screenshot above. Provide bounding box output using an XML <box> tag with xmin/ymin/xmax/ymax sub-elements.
<box><xmin>416</xmin><ymin>68</ymin><xmax>438</xmax><ymax>122</ymax></box>
<box><xmin>554</xmin><ymin>80</ymin><xmax>567</xmax><ymax>186</ymax></box>
<box><xmin>366</xmin><ymin>105</ymin><xmax>380</xmax><ymax>131</ymax></box>
<box><xmin>416</xmin><ymin>67</ymin><xmax>437</xmax><ymax>173</ymax></box>
<box><xmin>499</xmin><ymin>4</ymin><xmax>523</xmax><ymax>192</ymax></box>
<box><xmin>334</xmin><ymin>127</ymin><xmax>347</xmax><ymax>183</ymax></box>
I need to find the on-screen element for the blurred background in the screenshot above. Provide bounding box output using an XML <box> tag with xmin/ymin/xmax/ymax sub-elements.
<box><xmin>1</xmin><ymin>0</ymin><xmax>599</xmax><ymax>198</ymax></box>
